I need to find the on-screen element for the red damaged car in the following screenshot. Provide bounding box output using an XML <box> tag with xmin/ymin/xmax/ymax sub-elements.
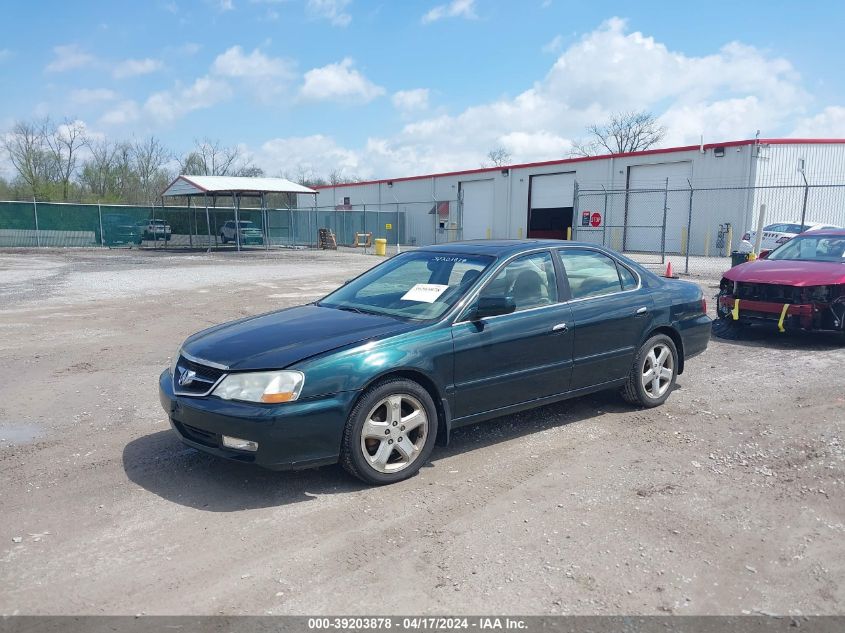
<box><xmin>716</xmin><ymin>229</ymin><xmax>845</xmax><ymax>339</ymax></box>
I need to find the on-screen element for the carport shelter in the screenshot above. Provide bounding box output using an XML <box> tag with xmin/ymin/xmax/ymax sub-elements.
<box><xmin>161</xmin><ymin>175</ymin><xmax>318</xmax><ymax>250</ymax></box>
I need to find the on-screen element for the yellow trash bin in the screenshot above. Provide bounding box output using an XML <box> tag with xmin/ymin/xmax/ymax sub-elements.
<box><xmin>374</xmin><ymin>238</ymin><xmax>387</xmax><ymax>256</ymax></box>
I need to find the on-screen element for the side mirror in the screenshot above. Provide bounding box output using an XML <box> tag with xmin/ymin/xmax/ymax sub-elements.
<box><xmin>472</xmin><ymin>296</ymin><xmax>516</xmax><ymax>320</ymax></box>
<box><xmin>758</xmin><ymin>250</ymin><xmax>771</xmax><ymax>259</ymax></box>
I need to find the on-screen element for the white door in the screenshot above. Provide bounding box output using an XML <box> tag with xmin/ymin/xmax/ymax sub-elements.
<box><xmin>625</xmin><ymin>161</ymin><xmax>692</xmax><ymax>253</ymax></box>
<box><xmin>529</xmin><ymin>172</ymin><xmax>575</xmax><ymax>239</ymax></box>
<box><xmin>460</xmin><ymin>179</ymin><xmax>495</xmax><ymax>240</ymax></box>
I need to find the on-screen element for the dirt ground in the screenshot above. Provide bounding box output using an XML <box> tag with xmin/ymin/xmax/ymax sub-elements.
<box><xmin>0</xmin><ymin>248</ymin><xmax>842</xmax><ymax>616</ymax></box>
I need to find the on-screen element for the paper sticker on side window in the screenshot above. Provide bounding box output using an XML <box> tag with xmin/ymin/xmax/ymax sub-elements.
<box><xmin>401</xmin><ymin>284</ymin><xmax>449</xmax><ymax>303</ymax></box>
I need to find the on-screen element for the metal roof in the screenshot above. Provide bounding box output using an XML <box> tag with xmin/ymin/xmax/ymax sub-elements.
<box><xmin>162</xmin><ymin>175</ymin><xmax>317</xmax><ymax>197</ymax></box>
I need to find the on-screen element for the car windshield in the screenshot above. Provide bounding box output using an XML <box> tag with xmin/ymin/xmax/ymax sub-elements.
<box><xmin>764</xmin><ymin>223</ymin><xmax>807</xmax><ymax>234</ymax></box>
<box><xmin>318</xmin><ymin>251</ymin><xmax>494</xmax><ymax>321</ymax></box>
<box><xmin>238</xmin><ymin>221</ymin><xmax>255</xmax><ymax>228</ymax></box>
<box><xmin>767</xmin><ymin>235</ymin><xmax>845</xmax><ymax>262</ymax></box>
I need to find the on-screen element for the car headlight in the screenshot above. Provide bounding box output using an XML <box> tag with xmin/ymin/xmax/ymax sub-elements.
<box><xmin>170</xmin><ymin>346</ymin><xmax>182</xmax><ymax>378</ymax></box>
<box><xmin>213</xmin><ymin>370</ymin><xmax>305</xmax><ymax>403</ymax></box>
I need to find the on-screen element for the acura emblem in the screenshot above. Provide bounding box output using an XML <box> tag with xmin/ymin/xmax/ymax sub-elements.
<box><xmin>178</xmin><ymin>368</ymin><xmax>197</xmax><ymax>387</ymax></box>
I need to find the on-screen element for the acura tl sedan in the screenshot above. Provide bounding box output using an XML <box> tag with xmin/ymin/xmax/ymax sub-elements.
<box><xmin>159</xmin><ymin>240</ymin><xmax>711</xmax><ymax>485</ymax></box>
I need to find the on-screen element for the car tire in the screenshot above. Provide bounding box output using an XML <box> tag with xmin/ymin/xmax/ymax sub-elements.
<box><xmin>220</xmin><ymin>233</ymin><xmax>227</xmax><ymax>244</ymax></box>
<box><xmin>340</xmin><ymin>378</ymin><xmax>438</xmax><ymax>485</ymax></box>
<box><xmin>712</xmin><ymin>315</ymin><xmax>746</xmax><ymax>340</ymax></box>
<box><xmin>621</xmin><ymin>334</ymin><xmax>678</xmax><ymax>408</ymax></box>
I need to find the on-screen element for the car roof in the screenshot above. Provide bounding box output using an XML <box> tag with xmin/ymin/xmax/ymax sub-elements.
<box><xmin>801</xmin><ymin>228</ymin><xmax>845</xmax><ymax>237</ymax></box>
<box><xmin>416</xmin><ymin>239</ymin><xmax>599</xmax><ymax>257</ymax></box>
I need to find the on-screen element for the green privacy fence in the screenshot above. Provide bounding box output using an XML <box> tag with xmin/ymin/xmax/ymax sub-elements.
<box><xmin>0</xmin><ymin>200</ymin><xmax>413</xmax><ymax>249</ymax></box>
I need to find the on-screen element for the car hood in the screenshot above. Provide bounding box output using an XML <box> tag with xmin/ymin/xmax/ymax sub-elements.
<box><xmin>182</xmin><ymin>304</ymin><xmax>416</xmax><ymax>371</ymax></box>
<box><xmin>724</xmin><ymin>259</ymin><xmax>845</xmax><ymax>286</ymax></box>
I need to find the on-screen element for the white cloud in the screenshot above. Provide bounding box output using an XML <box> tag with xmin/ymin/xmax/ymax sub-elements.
<box><xmin>113</xmin><ymin>58</ymin><xmax>163</xmax><ymax>79</ymax></box>
<box><xmin>144</xmin><ymin>76</ymin><xmax>232</xmax><ymax>123</ymax></box>
<box><xmin>180</xmin><ymin>42</ymin><xmax>201</xmax><ymax>56</ymax></box>
<box><xmin>307</xmin><ymin>0</ymin><xmax>351</xmax><ymax>27</ymax></box>
<box><xmin>212</xmin><ymin>46</ymin><xmax>296</xmax><ymax>102</ymax></box>
<box><xmin>257</xmin><ymin>134</ymin><xmax>363</xmax><ymax>176</ymax></box>
<box><xmin>70</xmin><ymin>88</ymin><xmax>118</xmax><ymax>104</ymax></box>
<box><xmin>422</xmin><ymin>0</ymin><xmax>476</xmax><ymax>25</ymax></box>
<box><xmin>300</xmin><ymin>58</ymin><xmax>384</xmax><ymax>103</ymax></box>
<box><xmin>45</xmin><ymin>44</ymin><xmax>96</xmax><ymax>72</ymax></box>
<box><xmin>212</xmin><ymin>45</ymin><xmax>294</xmax><ymax>79</ymax></box>
<box><xmin>791</xmin><ymin>106</ymin><xmax>845</xmax><ymax>138</ymax></box>
<box><xmin>100</xmin><ymin>100</ymin><xmax>141</xmax><ymax>126</ymax></box>
<box><xmin>392</xmin><ymin>89</ymin><xmax>430</xmax><ymax>112</ymax></box>
<box><xmin>542</xmin><ymin>35</ymin><xmax>563</xmax><ymax>54</ymax></box>
<box><xmin>219</xmin><ymin>0</ymin><xmax>234</xmax><ymax>10</ymax></box>
<box><xmin>250</xmin><ymin>17</ymin><xmax>823</xmax><ymax>178</ymax></box>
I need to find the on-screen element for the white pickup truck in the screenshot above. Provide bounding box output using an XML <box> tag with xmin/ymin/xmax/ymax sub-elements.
<box><xmin>138</xmin><ymin>219</ymin><xmax>172</xmax><ymax>241</ymax></box>
<box><xmin>219</xmin><ymin>220</ymin><xmax>264</xmax><ymax>245</ymax></box>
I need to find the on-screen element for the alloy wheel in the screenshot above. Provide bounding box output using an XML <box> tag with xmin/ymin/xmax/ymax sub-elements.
<box><xmin>360</xmin><ymin>394</ymin><xmax>428</xmax><ymax>474</ymax></box>
<box><xmin>641</xmin><ymin>343</ymin><xmax>674</xmax><ymax>399</ymax></box>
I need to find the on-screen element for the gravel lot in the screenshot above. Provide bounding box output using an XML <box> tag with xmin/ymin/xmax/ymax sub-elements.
<box><xmin>0</xmin><ymin>248</ymin><xmax>843</xmax><ymax>616</ymax></box>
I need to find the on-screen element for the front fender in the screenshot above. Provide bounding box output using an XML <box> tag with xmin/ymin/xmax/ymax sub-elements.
<box><xmin>291</xmin><ymin>324</ymin><xmax>454</xmax><ymax>399</ymax></box>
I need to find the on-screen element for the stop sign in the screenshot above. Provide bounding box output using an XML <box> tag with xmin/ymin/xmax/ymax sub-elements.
<box><xmin>590</xmin><ymin>212</ymin><xmax>602</xmax><ymax>227</ymax></box>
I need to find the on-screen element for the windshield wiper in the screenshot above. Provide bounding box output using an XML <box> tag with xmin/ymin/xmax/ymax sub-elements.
<box><xmin>334</xmin><ymin>305</ymin><xmax>371</xmax><ymax>315</ymax></box>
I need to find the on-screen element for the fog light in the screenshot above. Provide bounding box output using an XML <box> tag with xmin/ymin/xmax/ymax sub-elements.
<box><xmin>222</xmin><ymin>435</ymin><xmax>258</xmax><ymax>452</ymax></box>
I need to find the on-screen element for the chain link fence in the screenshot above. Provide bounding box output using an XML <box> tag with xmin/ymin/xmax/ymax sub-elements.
<box><xmin>574</xmin><ymin>182</ymin><xmax>845</xmax><ymax>278</ymax></box>
<box><xmin>0</xmin><ymin>199</ymin><xmax>462</xmax><ymax>251</ymax></box>
<box><xmin>4</xmin><ymin>182</ymin><xmax>844</xmax><ymax>280</ymax></box>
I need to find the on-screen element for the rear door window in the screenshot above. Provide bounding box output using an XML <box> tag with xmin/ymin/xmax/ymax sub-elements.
<box><xmin>557</xmin><ymin>249</ymin><xmax>623</xmax><ymax>299</ymax></box>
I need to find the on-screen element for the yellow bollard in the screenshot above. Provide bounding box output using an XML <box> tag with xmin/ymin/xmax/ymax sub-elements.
<box><xmin>680</xmin><ymin>227</ymin><xmax>688</xmax><ymax>256</ymax></box>
<box><xmin>374</xmin><ymin>238</ymin><xmax>387</xmax><ymax>256</ymax></box>
<box><xmin>517</xmin><ymin>227</ymin><xmax>523</xmax><ymax>239</ymax></box>
<box><xmin>566</xmin><ymin>227</ymin><xmax>572</xmax><ymax>240</ymax></box>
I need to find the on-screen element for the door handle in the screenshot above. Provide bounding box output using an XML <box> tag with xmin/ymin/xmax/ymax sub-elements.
<box><xmin>552</xmin><ymin>323</ymin><xmax>568</xmax><ymax>333</ymax></box>
<box><xmin>635</xmin><ymin>306</ymin><xmax>648</xmax><ymax>315</ymax></box>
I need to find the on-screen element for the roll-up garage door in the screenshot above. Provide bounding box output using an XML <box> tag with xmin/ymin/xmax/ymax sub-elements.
<box><xmin>459</xmin><ymin>179</ymin><xmax>495</xmax><ymax>240</ymax></box>
<box><xmin>625</xmin><ymin>161</ymin><xmax>692</xmax><ymax>253</ymax></box>
<box><xmin>528</xmin><ymin>172</ymin><xmax>575</xmax><ymax>240</ymax></box>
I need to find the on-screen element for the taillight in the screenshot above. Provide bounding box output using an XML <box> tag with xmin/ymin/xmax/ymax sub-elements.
<box><xmin>742</xmin><ymin>232</ymin><xmax>751</xmax><ymax>241</ymax></box>
<box><xmin>701</xmin><ymin>298</ymin><xmax>707</xmax><ymax>314</ymax></box>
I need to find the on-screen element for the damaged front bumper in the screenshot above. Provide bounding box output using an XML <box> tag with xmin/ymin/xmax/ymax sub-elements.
<box><xmin>717</xmin><ymin>294</ymin><xmax>845</xmax><ymax>333</ymax></box>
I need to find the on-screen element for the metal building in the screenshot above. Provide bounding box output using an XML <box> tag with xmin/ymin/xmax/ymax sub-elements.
<box><xmin>298</xmin><ymin>139</ymin><xmax>845</xmax><ymax>256</ymax></box>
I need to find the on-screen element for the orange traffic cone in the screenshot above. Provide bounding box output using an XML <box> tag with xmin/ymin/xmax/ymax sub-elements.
<box><xmin>665</xmin><ymin>261</ymin><xmax>675</xmax><ymax>278</ymax></box>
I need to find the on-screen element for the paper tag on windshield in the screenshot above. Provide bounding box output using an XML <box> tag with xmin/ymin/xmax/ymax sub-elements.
<box><xmin>401</xmin><ymin>284</ymin><xmax>449</xmax><ymax>303</ymax></box>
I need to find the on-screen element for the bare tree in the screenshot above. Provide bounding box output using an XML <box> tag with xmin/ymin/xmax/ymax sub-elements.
<box><xmin>132</xmin><ymin>136</ymin><xmax>172</xmax><ymax>203</ymax></box>
<box><xmin>482</xmin><ymin>147</ymin><xmax>511</xmax><ymax>168</ymax></box>
<box><xmin>80</xmin><ymin>138</ymin><xmax>121</xmax><ymax>199</ymax></box>
<box><xmin>328</xmin><ymin>168</ymin><xmax>361</xmax><ymax>186</ymax></box>
<box><xmin>178</xmin><ymin>138</ymin><xmax>261</xmax><ymax>177</ymax></box>
<box><xmin>43</xmin><ymin>118</ymin><xmax>87</xmax><ymax>200</ymax></box>
<box><xmin>284</xmin><ymin>166</ymin><xmax>327</xmax><ymax>188</ymax></box>
<box><xmin>571</xmin><ymin>111</ymin><xmax>666</xmax><ymax>157</ymax></box>
<box><xmin>2</xmin><ymin>120</ymin><xmax>52</xmax><ymax>198</ymax></box>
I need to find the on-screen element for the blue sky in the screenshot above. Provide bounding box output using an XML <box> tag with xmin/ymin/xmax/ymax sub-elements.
<box><xmin>1</xmin><ymin>0</ymin><xmax>844</xmax><ymax>179</ymax></box>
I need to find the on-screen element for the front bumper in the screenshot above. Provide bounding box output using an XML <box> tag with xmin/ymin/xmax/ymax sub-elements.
<box><xmin>158</xmin><ymin>370</ymin><xmax>358</xmax><ymax>470</ymax></box>
<box><xmin>718</xmin><ymin>295</ymin><xmax>822</xmax><ymax>330</ymax></box>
